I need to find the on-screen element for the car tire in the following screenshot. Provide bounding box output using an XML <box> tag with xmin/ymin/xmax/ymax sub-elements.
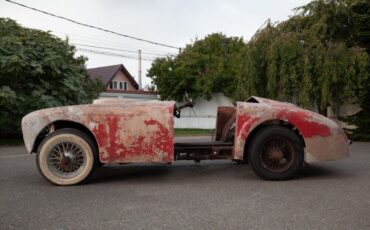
<box><xmin>36</xmin><ymin>128</ymin><xmax>98</xmax><ymax>185</ymax></box>
<box><xmin>248</xmin><ymin>126</ymin><xmax>304</xmax><ymax>180</ymax></box>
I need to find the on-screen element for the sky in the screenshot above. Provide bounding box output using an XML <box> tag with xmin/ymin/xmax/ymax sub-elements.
<box><xmin>0</xmin><ymin>0</ymin><xmax>311</xmax><ymax>87</ymax></box>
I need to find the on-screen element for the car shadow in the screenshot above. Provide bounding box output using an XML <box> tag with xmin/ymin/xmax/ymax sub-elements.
<box><xmin>88</xmin><ymin>160</ymin><xmax>247</xmax><ymax>184</ymax></box>
<box><xmin>87</xmin><ymin>161</ymin><xmax>351</xmax><ymax>184</ymax></box>
<box><xmin>89</xmin><ymin>164</ymin><xmax>172</xmax><ymax>184</ymax></box>
<box><xmin>298</xmin><ymin>163</ymin><xmax>353</xmax><ymax>179</ymax></box>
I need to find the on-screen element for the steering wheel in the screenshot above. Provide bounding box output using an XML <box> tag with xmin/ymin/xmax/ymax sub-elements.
<box><xmin>174</xmin><ymin>105</ymin><xmax>181</xmax><ymax>118</ymax></box>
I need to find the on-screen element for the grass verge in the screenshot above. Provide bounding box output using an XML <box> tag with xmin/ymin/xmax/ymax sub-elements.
<box><xmin>174</xmin><ymin>128</ymin><xmax>213</xmax><ymax>137</ymax></box>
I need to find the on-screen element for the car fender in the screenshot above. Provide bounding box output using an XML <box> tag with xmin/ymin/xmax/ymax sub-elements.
<box><xmin>21</xmin><ymin>100</ymin><xmax>175</xmax><ymax>163</ymax></box>
<box><xmin>234</xmin><ymin>97</ymin><xmax>349</xmax><ymax>163</ymax></box>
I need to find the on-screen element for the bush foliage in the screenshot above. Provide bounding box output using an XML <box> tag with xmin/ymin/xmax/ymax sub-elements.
<box><xmin>0</xmin><ymin>18</ymin><xmax>103</xmax><ymax>137</ymax></box>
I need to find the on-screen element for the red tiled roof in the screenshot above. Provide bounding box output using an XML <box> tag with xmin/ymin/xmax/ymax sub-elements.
<box><xmin>87</xmin><ymin>64</ymin><xmax>139</xmax><ymax>89</ymax></box>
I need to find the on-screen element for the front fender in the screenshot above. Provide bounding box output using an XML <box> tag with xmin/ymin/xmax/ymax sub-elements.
<box><xmin>21</xmin><ymin>106</ymin><xmax>87</xmax><ymax>153</ymax></box>
<box><xmin>21</xmin><ymin>101</ymin><xmax>175</xmax><ymax>164</ymax></box>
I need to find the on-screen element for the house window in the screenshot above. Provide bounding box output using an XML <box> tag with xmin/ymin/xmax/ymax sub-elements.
<box><xmin>110</xmin><ymin>81</ymin><xmax>127</xmax><ymax>90</ymax></box>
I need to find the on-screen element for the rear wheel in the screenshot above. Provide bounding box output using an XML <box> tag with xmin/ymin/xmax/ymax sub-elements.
<box><xmin>36</xmin><ymin>128</ymin><xmax>97</xmax><ymax>185</ymax></box>
<box><xmin>248</xmin><ymin>126</ymin><xmax>304</xmax><ymax>180</ymax></box>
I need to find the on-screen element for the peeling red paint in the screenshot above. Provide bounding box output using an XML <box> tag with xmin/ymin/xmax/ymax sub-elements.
<box><xmin>233</xmin><ymin>100</ymin><xmax>339</xmax><ymax>161</ymax></box>
<box><xmin>106</xmin><ymin>116</ymin><xmax>120</xmax><ymax>156</ymax></box>
<box><xmin>144</xmin><ymin>119</ymin><xmax>173</xmax><ymax>161</ymax></box>
<box><xmin>277</xmin><ymin>110</ymin><xmax>330</xmax><ymax>138</ymax></box>
<box><xmin>93</xmin><ymin>123</ymin><xmax>108</xmax><ymax>151</ymax></box>
<box><xmin>236</xmin><ymin>114</ymin><xmax>260</xmax><ymax>139</ymax></box>
<box><xmin>21</xmin><ymin>97</ymin><xmax>347</xmax><ymax>168</ymax></box>
<box><xmin>89</xmin><ymin>104</ymin><xmax>174</xmax><ymax>163</ymax></box>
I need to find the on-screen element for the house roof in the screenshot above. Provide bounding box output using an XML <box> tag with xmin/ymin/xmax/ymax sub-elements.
<box><xmin>105</xmin><ymin>89</ymin><xmax>158</xmax><ymax>95</ymax></box>
<box><xmin>87</xmin><ymin>64</ymin><xmax>139</xmax><ymax>89</ymax></box>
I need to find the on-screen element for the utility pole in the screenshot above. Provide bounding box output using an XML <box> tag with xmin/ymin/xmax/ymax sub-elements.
<box><xmin>138</xmin><ymin>49</ymin><xmax>142</xmax><ymax>90</ymax></box>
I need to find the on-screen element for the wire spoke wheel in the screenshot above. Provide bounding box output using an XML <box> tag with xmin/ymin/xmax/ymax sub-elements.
<box><xmin>37</xmin><ymin>129</ymin><xmax>97</xmax><ymax>185</ymax></box>
<box><xmin>259</xmin><ymin>136</ymin><xmax>295</xmax><ymax>173</ymax></box>
<box><xmin>248</xmin><ymin>126</ymin><xmax>304</xmax><ymax>180</ymax></box>
<box><xmin>47</xmin><ymin>141</ymin><xmax>87</xmax><ymax>178</ymax></box>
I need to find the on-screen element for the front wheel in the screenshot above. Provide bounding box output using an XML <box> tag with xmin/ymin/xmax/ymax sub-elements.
<box><xmin>248</xmin><ymin>126</ymin><xmax>304</xmax><ymax>180</ymax></box>
<box><xmin>36</xmin><ymin>128</ymin><xmax>97</xmax><ymax>185</ymax></box>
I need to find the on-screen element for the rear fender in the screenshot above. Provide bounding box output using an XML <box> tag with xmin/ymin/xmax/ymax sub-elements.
<box><xmin>234</xmin><ymin>100</ymin><xmax>349</xmax><ymax>163</ymax></box>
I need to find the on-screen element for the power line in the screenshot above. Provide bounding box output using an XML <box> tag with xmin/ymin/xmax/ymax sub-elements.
<box><xmin>77</xmin><ymin>48</ymin><xmax>156</xmax><ymax>61</ymax></box>
<box><xmin>5</xmin><ymin>0</ymin><xmax>181</xmax><ymax>50</ymax></box>
<box><xmin>73</xmin><ymin>43</ymin><xmax>174</xmax><ymax>57</ymax></box>
<box><xmin>46</xmin><ymin>29</ymin><xmax>178</xmax><ymax>54</ymax></box>
<box><xmin>53</xmin><ymin>31</ymin><xmax>177</xmax><ymax>54</ymax></box>
<box><xmin>22</xmin><ymin>24</ymin><xmax>176</xmax><ymax>57</ymax></box>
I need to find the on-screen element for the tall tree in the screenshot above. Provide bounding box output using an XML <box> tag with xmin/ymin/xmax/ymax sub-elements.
<box><xmin>0</xmin><ymin>18</ymin><xmax>103</xmax><ymax>137</ymax></box>
<box><xmin>148</xmin><ymin>33</ymin><xmax>245</xmax><ymax>101</ymax></box>
<box><xmin>148</xmin><ymin>0</ymin><xmax>369</xmax><ymax>140</ymax></box>
<box><xmin>342</xmin><ymin>0</ymin><xmax>370</xmax><ymax>140</ymax></box>
<box><xmin>233</xmin><ymin>0</ymin><xmax>369</xmax><ymax>114</ymax></box>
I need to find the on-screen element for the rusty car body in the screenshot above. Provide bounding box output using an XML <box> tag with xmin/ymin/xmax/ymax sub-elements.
<box><xmin>21</xmin><ymin>96</ymin><xmax>350</xmax><ymax>185</ymax></box>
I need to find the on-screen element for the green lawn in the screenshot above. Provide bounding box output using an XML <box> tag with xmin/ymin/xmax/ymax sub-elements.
<box><xmin>0</xmin><ymin>138</ymin><xmax>23</xmax><ymax>146</ymax></box>
<box><xmin>174</xmin><ymin>128</ymin><xmax>213</xmax><ymax>137</ymax></box>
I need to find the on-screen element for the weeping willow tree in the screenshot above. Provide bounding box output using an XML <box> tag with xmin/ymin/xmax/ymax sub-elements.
<box><xmin>148</xmin><ymin>0</ymin><xmax>369</xmax><ymax>139</ymax></box>
<box><xmin>341</xmin><ymin>0</ymin><xmax>370</xmax><ymax>140</ymax></box>
<box><xmin>233</xmin><ymin>0</ymin><xmax>369</xmax><ymax>116</ymax></box>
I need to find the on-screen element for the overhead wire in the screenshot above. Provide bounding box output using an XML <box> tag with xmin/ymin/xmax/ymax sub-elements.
<box><xmin>5</xmin><ymin>0</ymin><xmax>181</xmax><ymax>50</ymax></box>
<box><xmin>52</xmin><ymin>31</ymin><xmax>177</xmax><ymax>55</ymax></box>
<box><xmin>15</xmin><ymin>22</ymin><xmax>177</xmax><ymax>58</ymax></box>
<box><xmin>77</xmin><ymin>48</ymin><xmax>156</xmax><ymax>62</ymax></box>
<box><xmin>73</xmin><ymin>43</ymin><xmax>175</xmax><ymax>57</ymax></box>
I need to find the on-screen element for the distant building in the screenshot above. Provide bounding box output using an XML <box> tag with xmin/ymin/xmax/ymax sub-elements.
<box><xmin>87</xmin><ymin>64</ymin><xmax>158</xmax><ymax>101</ymax></box>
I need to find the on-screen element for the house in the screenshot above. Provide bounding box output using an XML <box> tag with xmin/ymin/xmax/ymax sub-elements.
<box><xmin>87</xmin><ymin>64</ymin><xmax>158</xmax><ymax>101</ymax></box>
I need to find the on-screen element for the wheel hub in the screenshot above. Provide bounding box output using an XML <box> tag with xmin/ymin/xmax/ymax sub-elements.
<box><xmin>266</xmin><ymin>147</ymin><xmax>284</xmax><ymax>160</ymax></box>
<box><xmin>260</xmin><ymin>137</ymin><xmax>295</xmax><ymax>173</ymax></box>
<box><xmin>47</xmin><ymin>142</ymin><xmax>86</xmax><ymax>178</ymax></box>
<box><xmin>61</xmin><ymin>152</ymin><xmax>75</xmax><ymax>165</ymax></box>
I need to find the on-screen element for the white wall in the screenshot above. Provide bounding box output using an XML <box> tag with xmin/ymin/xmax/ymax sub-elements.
<box><xmin>99</xmin><ymin>92</ymin><xmax>159</xmax><ymax>101</ymax></box>
<box><xmin>174</xmin><ymin>93</ymin><xmax>234</xmax><ymax>129</ymax></box>
<box><xmin>327</xmin><ymin>104</ymin><xmax>362</xmax><ymax>118</ymax></box>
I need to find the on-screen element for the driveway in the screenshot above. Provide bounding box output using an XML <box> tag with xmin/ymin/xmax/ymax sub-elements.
<box><xmin>0</xmin><ymin>142</ymin><xmax>369</xmax><ymax>229</ymax></box>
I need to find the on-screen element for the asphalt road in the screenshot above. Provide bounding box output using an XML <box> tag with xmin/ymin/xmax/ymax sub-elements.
<box><xmin>1</xmin><ymin>141</ymin><xmax>369</xmax><ymax>230</ymax></box>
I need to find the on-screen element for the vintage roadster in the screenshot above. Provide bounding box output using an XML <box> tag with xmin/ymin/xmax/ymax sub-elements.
<box><xmin>21</xmin><ymin>96</ymin><xmax>350</xmax><ymax>185</ymax></box>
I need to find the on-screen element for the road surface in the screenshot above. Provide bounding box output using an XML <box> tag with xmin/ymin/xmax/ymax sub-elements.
<box><xmin>0</xmin><ymin>142</ymin><xmax>369</xmax><ymax>229</ymax></box>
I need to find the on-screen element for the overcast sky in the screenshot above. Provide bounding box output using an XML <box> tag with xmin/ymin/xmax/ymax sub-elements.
<box><xmin>1</xmin><ymin>0</ymin><xmax>311</xmax><ymax>87</ymax></box>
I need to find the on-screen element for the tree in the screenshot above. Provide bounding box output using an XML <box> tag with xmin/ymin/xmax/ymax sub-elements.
<box><xmin>342</xmin><ymin>0</ymin><xmax>370</xmax><ymax>140</ymax></box>
<box><xmin>148</xmin><ymin>0</ymin><xmax>369</xmax><ymax>138</ymax></box>
<box><xmin>233</xmin><ymin>0</ymin><xmax>369</xmax><ymax>115</ymax></box>
<box><xmin>0</xmin><ymin>18</ymin><xmax>103</xmax><ymax>137</ymax></box>
<box><xmin>148</xmin><ymin>33</ymin><xmax>245</xmax><ymax>101</ymax></box>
